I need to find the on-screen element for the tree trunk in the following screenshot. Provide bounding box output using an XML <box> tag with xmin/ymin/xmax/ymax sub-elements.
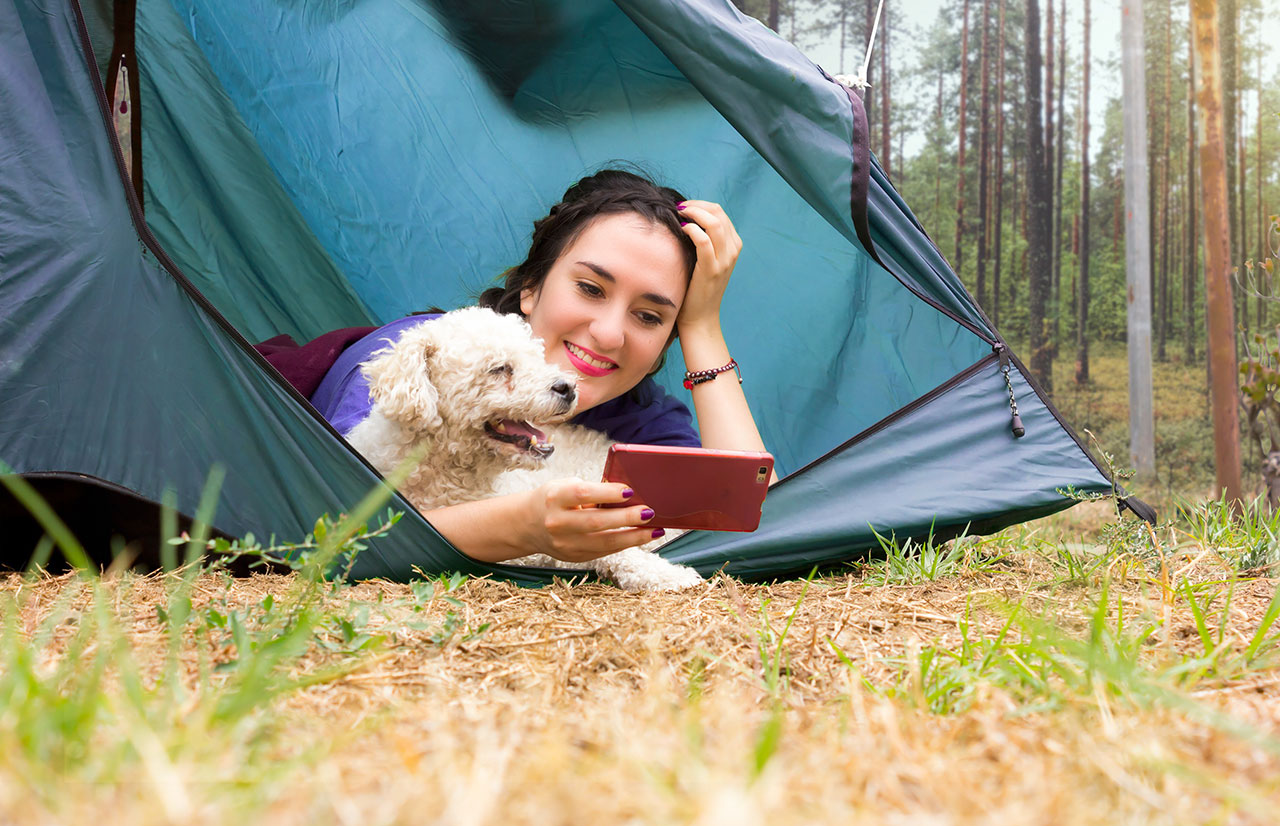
<box><xmin>880</xmin><ymin>3</ymin><xmax>891</xmax><ymax>178</ymax></box>
<box><xmin>992</xmin><ymin>0</ymin><xmax>1007</xmax><ymax>329</ymax></box>
<box><xmin>955</xmin><ymin>0</ymin><xmax>971</xmax><ymax>279</ymax></box>
<box><xmin>934</xmin><ymin>62</ymin><xmax>944</xmax><ymax>221</ymax></box>
<box><xmin>1026</xmin><ymin>0</ymin><xmax>1053</xmax><ymax>391</ymax></box>
<box><xmin>838</xmin><ymin>7</ymin><xmax>847</xmax><ymax>75</ymax></box>
<box><xmin>1184</xmin><ymin>9</ymin><xmax>1197</xmax><ymax>364</ymax></box>
<box><xmin>863</xmin><ymin>0</ymin><xmax>876</xmax><ymax>141</ymax></box>
<box><xmin>1191</xmin><ymin>0</ymin><xmax>1243</xmax><ymax>504</ymax></box>
<box><xmin>1075</xmin><ymin>0</ymin><xmax>1091</xmax><ymax>385</ymax></box>
<box><xmin>1052</xmin><ymin>0</ymin><xmax>1067</xmax><ymax>345</ymax></box>
<box><xmin>1045</xmin><ymin>0</ymin><xmax>1055</xmax><ymax>194</ymax></box>
<box><xmin>1260</xmin><ymin>20</ymin><xmax>1266</xmax><ymax>270</ymax></box>
<box><xmin>1157</xmin><ymin>0</ymin><xmax>1172</xmax><ymax>362</ymax></box>
<box><xmin>1011</xmin><ymin>153</ymin><xmax>1020</xmax><ymax>311</ymax></box>
<box><xmin>1220</xmin><ymin>0</ymin><xmax>1243</xmax><ymax>333</ymax></box>
<box><xmin>1121</xmin><ymin>0</ymin><xmax>1155</xmax><ymax>478</ymax></box>
<box><xmin>768</xmin><ymin>0</ymin><xmax>779</xmax><ymax>32</ymax></box>
<box><xmin>976</xmin><ymin>0</ymin><xmax>991</xmax><ymax>310</ymax></box>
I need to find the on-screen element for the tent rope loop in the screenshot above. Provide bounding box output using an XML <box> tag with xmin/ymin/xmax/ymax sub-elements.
<box><xmin>997</xmin><ymin>345</ymin><xmax>1026</xmax><ymax>438</ymax></box>
<box><xmin>854</xmin><ymin>0</ymin><xmax>886</xmax><ymax>90</ymax></box>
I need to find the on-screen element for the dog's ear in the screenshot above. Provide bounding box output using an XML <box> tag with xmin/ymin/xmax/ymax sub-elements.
<box><xmin>361</xmin><ymin>327</ymin><xmax>443</xmax><ymax>431</ymax></box>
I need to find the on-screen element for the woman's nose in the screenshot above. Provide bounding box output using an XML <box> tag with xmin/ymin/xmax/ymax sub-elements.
<box><xmin>588</xmin><ymin>309</ymin><xmax>625</xmax><ymax>352</ymax></box>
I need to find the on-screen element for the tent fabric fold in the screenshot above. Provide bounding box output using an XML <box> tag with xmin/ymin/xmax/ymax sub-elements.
<box><xmin>0</xmin><ymin>0</ymin><xmax>1114</xmax><ymax>582</ymax></box>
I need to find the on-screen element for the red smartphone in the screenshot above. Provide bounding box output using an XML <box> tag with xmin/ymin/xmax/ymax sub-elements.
<box><xmin>601</xmin><ymin>444</ymin><xmax>774</xmax><ymax>532</ymax></box>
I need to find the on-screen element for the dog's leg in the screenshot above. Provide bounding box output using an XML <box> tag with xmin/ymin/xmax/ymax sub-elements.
<box><xmin>586</xmin><ymin>545</ymin><xmax>704</xmax><ymax>592</ymax></box>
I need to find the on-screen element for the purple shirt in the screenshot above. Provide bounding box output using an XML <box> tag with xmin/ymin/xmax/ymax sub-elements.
<box><xmin>309</xmin><ymin>315</ymin><xmax>701</xmax><ymax>447</ymax></box>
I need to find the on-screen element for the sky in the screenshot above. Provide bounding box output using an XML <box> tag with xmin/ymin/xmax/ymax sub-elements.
<box><xmin>789</xmin><ymin>0</ymin><xmax>1275</xmax><ymax>161</ymax></box>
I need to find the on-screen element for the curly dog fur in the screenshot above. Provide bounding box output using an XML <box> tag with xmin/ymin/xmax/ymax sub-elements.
<box><xmin>342</xmin><ymin>307</ymin><xmax>703</xmax><ymax>591</ymax></box>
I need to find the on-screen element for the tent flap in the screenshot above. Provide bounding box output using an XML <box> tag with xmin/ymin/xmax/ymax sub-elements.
<box><xmin>0</xmin><ymin>0</ymin><xmax>1113</xmax><ymax>583</ymax></box>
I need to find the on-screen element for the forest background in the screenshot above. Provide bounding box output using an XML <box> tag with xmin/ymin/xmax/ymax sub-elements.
<box><xmin>734</xmin><ymin>0</ymin><xmax>1280</xmax><ymax>503</ymax></box>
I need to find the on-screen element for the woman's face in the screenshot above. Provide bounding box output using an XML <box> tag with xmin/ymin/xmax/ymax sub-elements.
<box><xmin>520</xmin><ymin>212</ymin><xmax>688</xmax><ymax>412</ymax></box>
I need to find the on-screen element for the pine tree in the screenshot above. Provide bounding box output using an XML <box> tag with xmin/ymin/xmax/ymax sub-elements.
<box><xmin>1075</xmin><ymin>0</ymin><xmax>1091</xmax><ymax>384</ymax></box>
<box><xmin>976</xmin><ymin>0</ymin><xmax>992</xmax><ymax>309</ymax></box>
<box><xmin>1026</xmin><ymin>0</ymin><xmax>1054</xmax><ymax>390</ymax></box>
<box><xmin>955</xmin><ymin>0</ymin><xmax>971</xmax><ymax>281</ymax></box>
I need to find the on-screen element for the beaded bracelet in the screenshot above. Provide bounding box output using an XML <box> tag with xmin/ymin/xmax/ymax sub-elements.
<box><xmin>683</xmin><ymin>358</ymin><xmax>742</xmax><ymax>389</ymax></box>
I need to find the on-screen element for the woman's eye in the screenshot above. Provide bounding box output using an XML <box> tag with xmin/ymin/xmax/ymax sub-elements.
<box><xmin>637</xmin><ymin>312</ymin><xmax>664</xmax><ymax>327</ymax></box>
<box><xmin>576</xmin><ymin>281</ymin><xmax>604</xmax><ymax>299</ymax></box>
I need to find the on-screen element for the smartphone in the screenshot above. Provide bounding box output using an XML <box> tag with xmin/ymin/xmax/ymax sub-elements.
<box><xmin>601</xmin><ymin>444</ymin><xmax>774</xmax><ymax>532</ymax></box>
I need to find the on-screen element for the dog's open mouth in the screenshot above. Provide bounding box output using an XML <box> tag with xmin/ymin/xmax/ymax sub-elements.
<box><xmin>485</xmin><ymin>419</ymin><xmax>554</xmax><ymax>458</ymax></box>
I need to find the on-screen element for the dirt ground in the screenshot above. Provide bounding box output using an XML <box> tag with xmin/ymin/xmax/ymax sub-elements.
<box><xmin>5</xmin><ymin>519</ymin><xmax>1279</xmax><ymax>826</ymax></box>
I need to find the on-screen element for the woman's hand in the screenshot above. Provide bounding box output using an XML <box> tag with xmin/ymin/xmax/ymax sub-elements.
<box><xmin>676</xmin><ymin>199</ymin><xmax>742</xmax><ymax>335</ymax></box>
<box><xmin>518</xmin><ymin>479</ymin><xmax>662</xmax><ymax>562</ymax></box>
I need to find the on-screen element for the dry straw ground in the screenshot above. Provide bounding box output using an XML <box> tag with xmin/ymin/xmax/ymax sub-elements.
<box><xmin>3</xmin><ymin>499</ymin><xmax>1278</xmax><ymax>825</ymax></box>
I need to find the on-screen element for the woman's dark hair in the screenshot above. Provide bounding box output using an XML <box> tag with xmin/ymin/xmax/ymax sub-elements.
<box><xmin>479</xmin><ymin>168</ymin><xmax>697</xmax><ymax>378</ymax></box>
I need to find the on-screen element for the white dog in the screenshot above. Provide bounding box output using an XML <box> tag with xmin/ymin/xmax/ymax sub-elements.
<box><xmin>344</xmin><ymin>307</ymin><xmax>703</xmax><ymax>591</ymax></box>
<box><xmin>346</xmin><ymin>307</ymin><xmax>577</xmax><ymax>509</ymax></box>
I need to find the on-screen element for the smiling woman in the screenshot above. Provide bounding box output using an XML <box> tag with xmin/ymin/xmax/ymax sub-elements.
<box><xmin>308</xmin><ymin>168</ymin><xmax>769</xmax><ymax>566</ymax></box>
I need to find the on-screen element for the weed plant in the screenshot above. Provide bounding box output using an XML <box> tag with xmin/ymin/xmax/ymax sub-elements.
<box><xmin>1178</xmin><ymin>493</ymin><xmax>1280</xmax><ymax>573</ymax></box>
<box><xmin>862</xmin><ymin>524</ymin><xmax>1010</xmax><ymax>586</ymax></box>
<box><xmin>0</xmin><ymin>466</ymin><xmax>426</xmax><ymax>816</ymax></box>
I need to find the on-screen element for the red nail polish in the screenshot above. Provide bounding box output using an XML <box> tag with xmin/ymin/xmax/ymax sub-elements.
<box><xmin>652</xmin><ymin>528</ymin><xmax>666</xmax><ymax>539</ymax></box>
<box><xmin>641</xmin><ymin>508</ymin><xmax>655</xmax><ymax>520</ymax></box>
<box><xmin>622</xmin><ymin>488</ymin><xmax>634</xmax><ymax>499</ymax></box>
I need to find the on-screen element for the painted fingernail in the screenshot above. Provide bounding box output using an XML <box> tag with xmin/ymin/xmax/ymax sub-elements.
<box><xmin>622</xmin><ymin>488</ymin><xmax>634</xmax><ymax>499</ymax></box>
<box><xmin>652</xmin><ymin>528</ymin><xmax>666</xmax><ymax>539</ymax></box>
<box><xmin>677</xmin><ymin>203</ymin><xmax>686</xmax><ymax>210</ymax></box>
<box><xmin>679</xmin><ymin>220</ymin><xmax>689</xmax><ymax>226</ymax></box>
<box><xmin>641</xmin><ymin>508</ymin><xmax>655</xmax><ymax>520</ymax></box>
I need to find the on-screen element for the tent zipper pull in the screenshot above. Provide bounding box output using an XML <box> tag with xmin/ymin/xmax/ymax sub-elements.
<box><xmin>995</xmin><ymin>345</ymin><xmax>1026</xmax><ymax>438</ymax></box>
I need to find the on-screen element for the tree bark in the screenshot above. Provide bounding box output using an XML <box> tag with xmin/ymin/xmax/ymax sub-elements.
<box><xmin>1121</xmin><ymin>0</ymin><xmax>1155</xmax><ymax>477</ymax></box>
<box><xmin>1075</xmin><ymin>0</ymin><xmax>1091</xmax><ymax>385</ymax></box>
<box><xmin>1026</xmin><ymin>0</ymin><xmax>1053</xmax><ymax>391</ymax></box>
<box><xmin>1011</xmin><ymin>153</ymin><xmax>1021</xmax><ymax>311</ymax></box>
<box><xmin>1052</xmin><ymin>0</ymin><xmax>1067</xmax><ymax>345</ymax></box>
<box><xmin>1045</xmin><ymin>0</ymin><xmax>1055</xmax><ymax>193</ymax></box>
<box><xmin>1221</xmin><ymin>0</ymin><xmax>1243</xmax><ymax>333</ymax></box>
<box><xmin>880</xmin><ymin>2</ymin><xmax>891</xmax><ymax>178</ymax></box>
<box><xmin>934</xmin><ymin>61</ymin><xmax>944</xmax><ymax>221</ymax></box>
<box><xmin>1157</xmin><ymin>0</ymin><xmax>1172</xmax><ymax>362</ymax></box>
<box><xmin>1259</xmin><ymin>19</ymin><xmax>1266</xmax><ymax>269</ymax></box>
<box><xmin>1184</xmin><ymin>8</ymin><xmax>1197</xmax><ymax>364</ymax></box>
<box><xmin>993</xmin><ymin>0</ymin><xmax>1007</xmax><ymax>329</ymax></box>
<box><xmin>1191</xmin><ymin>0</ymin><xmax>1243</xmax><ymax>503</ymax></box>
<box><xmin>976</xmin><ymin>0</ymin><xmax>991</xmax><ymax>310</ymax></box>
<box><xmin>863</xmin><ymin>1</ymin><xmax>876</xmax><ymax>142</ymax></box>
<box><xmin>955</xmin><ymin>0</ymin><xmax>971</xmax><ymax>280</ymax></box>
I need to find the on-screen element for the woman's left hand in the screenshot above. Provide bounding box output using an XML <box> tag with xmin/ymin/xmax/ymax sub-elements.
<box><xmin>676</xmin><ymin>199</ymin><xmax>742</xmax><ymax>334</ymax></box>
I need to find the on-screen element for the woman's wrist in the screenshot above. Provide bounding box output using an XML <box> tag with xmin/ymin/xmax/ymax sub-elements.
<box><xmin>677</xmin><ymin>319</ymin><xmax>730</xmax><ymax>371</ymax></box>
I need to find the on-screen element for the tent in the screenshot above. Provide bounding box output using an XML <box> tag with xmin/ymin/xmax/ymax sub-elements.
<box><xmin>1</xmin><ymin>0</ymin><xmax>1136</xmax><ymax>582</ymax></box>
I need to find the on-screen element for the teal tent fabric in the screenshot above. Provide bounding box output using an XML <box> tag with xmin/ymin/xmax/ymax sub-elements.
<box><xmin>1</xmin><ymin>0</ymin><xmax>1116</xmax><ymax>582</ymax></box>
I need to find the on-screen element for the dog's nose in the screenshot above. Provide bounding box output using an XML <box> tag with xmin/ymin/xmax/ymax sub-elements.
<box><xmin>551</xmin><ymin>380</ymin><xmax>576</xmax><ymax>404</ymax></box>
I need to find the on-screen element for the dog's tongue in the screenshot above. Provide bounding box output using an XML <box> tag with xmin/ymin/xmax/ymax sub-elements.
<box><xmin>494</xmin><ymin>419</ymin><xmax>546</xmax><ymax>442</ymax></box>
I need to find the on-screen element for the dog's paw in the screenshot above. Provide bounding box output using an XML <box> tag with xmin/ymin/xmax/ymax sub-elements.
<box><xmin>655</xmin><ymin>563</ymin><xmax>705</xmax><ymax>591</ymax></box>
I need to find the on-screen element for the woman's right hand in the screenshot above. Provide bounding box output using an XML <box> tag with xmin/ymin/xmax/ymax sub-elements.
<box><xmin>519</xmin><ymin>479</ymin><xmax>662</xmax><ymax>562</ymax></box>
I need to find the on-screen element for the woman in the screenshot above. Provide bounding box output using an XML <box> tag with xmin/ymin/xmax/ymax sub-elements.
<box><xmin>318</xmin><ymin>169</ymin><xmax>768</xmax><ymax>564</ymax></box>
